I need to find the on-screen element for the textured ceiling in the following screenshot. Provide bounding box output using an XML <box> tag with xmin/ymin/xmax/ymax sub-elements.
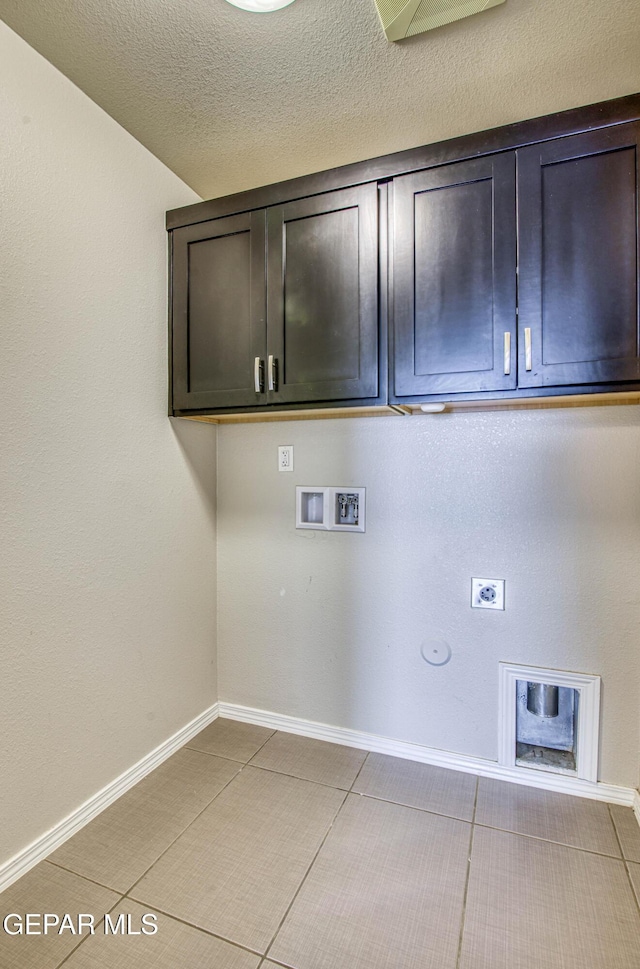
<box><xmin>0</xmin><ymin>0</ymin><xmax>639</xmax><ymax>201</ymax></box>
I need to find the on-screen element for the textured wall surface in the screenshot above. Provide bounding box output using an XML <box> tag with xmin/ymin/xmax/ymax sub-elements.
<box><xmin>0</xmin><ymin>0</ymin><xmax>638</xmax><ymax>198</ymax></box>
<box><xmin>217</xmin><ymin>408</ymin><xmax>640</xmax><ymax>788</ymax></box>
<box><xmin>0</xmin><ymin>23</ymin><xmax>216</xmax><ymax>868</ymax></box>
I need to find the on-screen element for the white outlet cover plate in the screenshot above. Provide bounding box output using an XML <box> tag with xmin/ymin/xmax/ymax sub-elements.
<box><xmin>278</xmin><ymin>445</ymin><xmax>294</xmax><ymax>472</ymax></box>
<box><xmin>471</xmin><ymin>578</ymin><xmax>505</xmax><ymax>610</ymax></box>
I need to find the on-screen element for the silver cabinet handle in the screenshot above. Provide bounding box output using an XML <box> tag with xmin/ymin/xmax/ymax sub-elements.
<box><xmin>503</xmin><ymin>332</ymin><xmax>511</xmax><ymax>375</ymax></box>
<box><xmin>254</xmin><ymin>357</ymin><xmax>264</xmax><ymax>393</ymax></box>
<box><xmin>524</xmin><ymin>327</ymin><xmax>532</xmax><ymax>371</ymax></box>
<box><xmin>268</xmin><ymin>354</ymin><xmax>278</xmax><ymax>392</ymax></box>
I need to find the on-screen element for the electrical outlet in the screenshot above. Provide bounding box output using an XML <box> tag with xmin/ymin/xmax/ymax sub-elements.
<box><xmin>471</xmin><ymin>578</ymin><xmax>505</xmax><ymax>610</ymax></box>
<box><xmin>278</xmin><ymin>445</ymin><xmax>294</xmax><ymax>472</ymax></box>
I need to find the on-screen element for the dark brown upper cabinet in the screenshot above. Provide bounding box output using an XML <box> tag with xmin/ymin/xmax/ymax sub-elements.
<box><xmin>391</xmin><ymin>154</ymin><xmax>517</xmax><ymax>399</ymax></box>
<box><xmin>172</xmin><ymin>211</ymin><xmax>266</xmax><ymax>411</ymax></box>
<box><xmin>266</xmin><ymin>186</ymin><xmax>379</xmax><ymax>405</ymax></box>
<box><xmin>517</xmin><ymin>122</ymin><xmax>640</xmax><ymax>389</ymax></box>
<box><xmin>171</xmin><ymin>184</ymin><xmax>380</xmax><ymax>413</ymax></box>
<box><xmin>168</xmin><ymin>93</ymin><xmax>640</xmax><ymax>417</ymax></box>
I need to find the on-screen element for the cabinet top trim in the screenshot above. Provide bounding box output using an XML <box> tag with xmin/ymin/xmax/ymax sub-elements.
<box><xmin>166</xmin><ymin>92</ymin><xmax>640</xmax><ymax>231</ymax></box>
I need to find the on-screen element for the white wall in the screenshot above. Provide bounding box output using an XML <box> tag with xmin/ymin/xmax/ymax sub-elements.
<box><xmin>0</xmin><ymin>21</ymin><xmax>216</xmax><ymax>868</ymax></box>
<box><xmin>217</xmin><ymin>408</ymin><xmax>640</xmax><ymax>788</ymax></box>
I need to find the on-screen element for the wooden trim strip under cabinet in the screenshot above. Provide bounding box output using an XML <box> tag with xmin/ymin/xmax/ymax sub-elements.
<box><xmin>175</xmin><ymin>393</ymin><xmax>640</xmax><ymax>424</ymax></box>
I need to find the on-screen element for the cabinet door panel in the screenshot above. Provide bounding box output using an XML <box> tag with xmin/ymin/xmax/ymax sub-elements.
<box><xmin>518</xmin><ymin>124</ymin><xmax>640</xmax><ymax>387</ymax></box>
<box><xmin>172</xmin><ymin>212</ymin><xmax>266</xmax><ymax>410</ymax></box>
<box><xmin>393</xmin><ymin>154</ymin><xmax>516</xmax><ymax>397</ymax></box>
<box><xmin>266</xmin><ymin>185</ymin><xmax>379</xmax><ymax>404</ymax></box>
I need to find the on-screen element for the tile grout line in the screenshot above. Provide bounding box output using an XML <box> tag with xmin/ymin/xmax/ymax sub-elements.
<box><xmin>283</xmin><ymin>781</ymin><xmax>624</xmax><ymax>862</ymax></box>
<box><xmin>114</xmin><ymin>756</ymin><xmax>247</xmax><ymax>898</ymax></box>
<box><xmin>183</xmin><ymin>745</ymin><xmax>261</xmax><ymax>765</ymax></box>
<box><xmin>348</xmin><ymin>749</ymin><xmax>371</xmax><ymax>794</ymax></box>
<box><xmin>43</xmin><ymin>858</ymin><xmax>126</xmax><ymax>896</ymax></box>
<box><xmin>229</xmin><ymin>761</ymin><xmax>365</xmax><ymax>794</ymax></box>
<box><xmin>185</xmin><ymin>722</ymin><xmax>277</xmax><ymax>769</ymax></box>
<box><xmin>47</xmin><ymin>752</ymin><xmax>627</xmax><ymax>906</ymax></box>
<box><xmin>471</xmin><ymin>774</ymin><xmax>479</xmax><ymax>824</ymax></box>
<box><xmin>93</xmin><ymin>776</ymin><xmax>626</xmax><ymax>869</ymax></box>
<box><xmin>253</xmin><ymin>745</ymin><xmax>373</xmax><ymax>965</ymax></box>
<box><xmin>45</xmin><ymin>741</ymin><xmax>253</xmax><ymax>900</ymax></box>
<box><xmin>246</xmin><ymin>731</ymin><xmax>370</xmax><ymax>792</ymax></box>
<box><xmin>348</xmin><ymin>789</ymin><xmax>476</xmax><ymax>824</ymax></box>
<box><xmin>455</xmin><ymin>775</ymin><xmax>479</xmax><ymax>969</ymax></box>
<box><xmin>51</xmin><ymin>894</ymin><xmax>127</xmax><ymax>969</ymax></box>
<box><xmin>42</xmin><ymin>736</ymin><xmax>365</xmax><ymax>967</ymax></box>
<box><xmin>125</xmin><ymin>743</ymin><xmax>371</xmax><ymax>961</ymax></box>
<box><xmin>244</xmin><ymin>728</ymin><xmax>280</xmax><ymax>765</ymax></box>
<box><xmin>607</xmin><ymin>802</ymin><xmax>625</xmax><ymax>857</ymax></box>
<box><xmin>623</xmin><ymin>859</ymin><xmax>640</xmax><ymax>916</ymax></box>
<box><xmin>467</xmin><ymin>819</ymin><xmax>627</xmax><ymax>861</ymax></box>
<box><xmin>608</xmin><ymin>803</ymin><xmax>640</xmax><ymax>918</ymax></box>
<box><xmin>260</xmin><ymin>788</ymin><xmax>351</xmax><ymax>963</ymax></box>
<box><xmin>114</xmin><ymin>898</ymin><xmax>265</xmax><ymax>959</ymax></box>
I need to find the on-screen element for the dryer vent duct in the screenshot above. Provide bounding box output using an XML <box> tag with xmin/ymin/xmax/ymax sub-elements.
<box><xmin>374</xmin><ymin>0</ymin><xmax>506</xmax><ymax>42</ymax></box>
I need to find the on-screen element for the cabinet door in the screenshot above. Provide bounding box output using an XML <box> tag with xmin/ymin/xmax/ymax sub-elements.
<box><xmin>266</xmin><ymin>185</ymin><xmax>379</xmax><ymax>404</ymax></box>
<box><xmin>171</xmin><ymin>211</ymin><xmax>266</xmax><ymax>411</ymax></box>
<box><xmin>518</xmin><ymin>124</ymin><xmax>640</xmax><ymax>388</ymax></box>
<box><xmin>392</xmin><ymin>154</ymin><xmax>517</xmax><ymax>398</ymax></box>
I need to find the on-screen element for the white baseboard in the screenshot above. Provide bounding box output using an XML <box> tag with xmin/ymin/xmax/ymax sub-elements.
<box><xmin>0</xmin><ymin>703</ymin><xmax>219</xmax><ymax>895</ymax></box>
<box><xmin>3</xmin><ymin>698</ymin><xmax>637</xmax><ymax>897</ymax></box>
<box><xmin>218</xmin><ymin>701</ymin><xmax>637</xmax><ymax>808</ymax></box>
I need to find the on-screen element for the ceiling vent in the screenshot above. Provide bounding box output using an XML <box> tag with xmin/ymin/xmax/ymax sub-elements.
<box><xmin>374</xmin><ymin>0</ymin><xmax>506</xmax><ymax>42</ymax></box>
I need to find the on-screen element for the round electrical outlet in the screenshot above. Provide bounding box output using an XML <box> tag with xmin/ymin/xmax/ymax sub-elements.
<box><xmin>471</xmin><ymin>577</ymin><xmax>505</xmax><ymax>610</ymax></box>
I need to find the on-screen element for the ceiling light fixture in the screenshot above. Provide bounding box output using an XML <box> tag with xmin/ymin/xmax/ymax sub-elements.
<box><xmin>223</xmin><ymin>0</ymin><xmax>296</xmax><ymax>11</ymax></box>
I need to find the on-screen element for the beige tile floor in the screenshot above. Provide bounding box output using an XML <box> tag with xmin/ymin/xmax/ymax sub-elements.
<box><xmin>2</xmin><ymin>718</ymin><xmax>640</xmax><ymax>969</ymax></box>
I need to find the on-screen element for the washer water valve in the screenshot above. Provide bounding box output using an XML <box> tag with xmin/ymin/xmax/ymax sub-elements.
<box><xmin>337</xmin><ymin>492</ymin><xmax>360</xmax><ymax>526</ymax></box>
